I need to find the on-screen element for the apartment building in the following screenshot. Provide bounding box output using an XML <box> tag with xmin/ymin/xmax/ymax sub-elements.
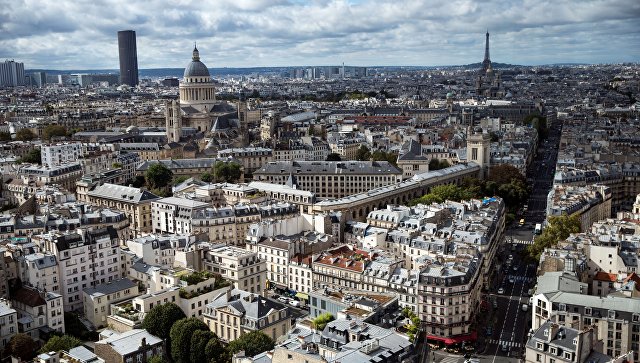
<box><xmin>95</xmin><ymin>329</ymin><xmax>164</xmax><ymax>363</ymax></box>
<box><xmin>18</xmin><ymin>162</ymin><xmax>83</xmax><ymax>191</ymax></box>
<box><xmin>532</xmin><ymin>292</ymin><xmax>640</xmax><ymax>360</ymax></box>
<box><xmin>10</xmin><ymin>287</ymin><xmax>65</xmax><ymax>340</ymax></box>
<box><xmin>202</xmin><ymin>287</ymin><xmax>292</xmax><ymax>342</ymax></box>
<box><xmin>83</xmin><ymin>278</ymin><xmax>138</xmax><ymax>328</ymax></box>
<box><xmin>126</xmin><ymin>234</ymin><xmax>192</xmax><ymax>268</ymax></box>
<box><xmin>151</xmin><ymin>197</ymin><xmax>209</xmax><ymax>235</ymax></box>
<box><xmin>0</xmin><ymin>299</ymin><xmax>18</xmax><ymax>351</ymax></box>
<box><xmin>419</xmin><ymin>253</ymin><xmax>483</xmax><ymax>343</ymax></box>
<box><xmin>17</xmin><ymin>253</ymin><xmax>60</xmax><ymax>294</ymax></box>
<box><xmin>77</xmin><ymin>182</ymin><xmax>160</xmax><ymax>238</ymax></box>
<box><xmin>253</xmin><ymin>160</ymin><xmax>402</xmax><ymax>199</ymax></box>
<box><xmin>41</xmin><ymin>142</ymin><xmax>82</xmax><ymax>168</ymax></box>
<box><xmin>525</xmin><ymin>322</ymin><xmax>597</xmax><ymax>363</ymax></box>
<box><xmin>547</xmin><ymin>184</ymin><xmax>612</xmax><ymax>232</ymax></box>
<box><xmin>36</xmin><ymin>227</ymin><xmax>122</xmax><ymax>311</ymax></box>
<box><xmin>202</xmin><ymin>244</ymin><xmax>266</xmax><ymax>294</ymax></box>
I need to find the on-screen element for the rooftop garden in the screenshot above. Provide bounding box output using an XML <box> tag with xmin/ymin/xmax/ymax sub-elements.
<box><xmin>180</xmin><ymin>270</ymin><xmax>216</xmax><ymax>285</ymax></box>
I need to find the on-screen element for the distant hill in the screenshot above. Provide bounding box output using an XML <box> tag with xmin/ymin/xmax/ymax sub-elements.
<box><xmin>26</xmin><ymin>67</ymin><xmax>293</xmax><ymax>78</ymax></box>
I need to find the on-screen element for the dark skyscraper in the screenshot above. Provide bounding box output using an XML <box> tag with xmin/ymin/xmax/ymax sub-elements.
<box><xmin>117</xmin><ymin>30</ymin><xmax>139</xmax><ymax>86</ymax></box>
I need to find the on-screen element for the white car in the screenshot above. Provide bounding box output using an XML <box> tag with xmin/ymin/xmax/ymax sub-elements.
<box><xmin>289</xmin><ymin>300</ymin><xmax>300</xmax><ymax>307</ymax></box>
<box><xmin>498</xmin><ymin>287</ymin><xmax>505</xmax><ymax>294</ymax></box>
<box><xmin>277</xmin><ymin>297</ymin><xmax>289</xmax><ymax>303</ymax></box>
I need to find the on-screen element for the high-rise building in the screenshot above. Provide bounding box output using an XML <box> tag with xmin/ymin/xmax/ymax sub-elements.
<box><xmin>0</xmin><ymin>60</ymin><xmax>25</xmax><ymax>87</ymax></box>
<box><xmin>117</xmin><ymin>30</ymin><xmax>139</xmax><ymax>86</ymax></box>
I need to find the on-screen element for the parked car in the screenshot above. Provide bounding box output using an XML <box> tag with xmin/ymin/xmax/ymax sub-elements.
<box><xmin>277</xmin><ymin>296</ymin><xmax>289</xmax><ymax>303</ymax></box>
<box><xmin>289</xmin><ymin>300</ymin><xmax>300</xmax><ymax>307</ymax></box>
<box><xmin>498</xmin><ymin>287</ymin><xmax>505</xmax><ymax>294</ymax></box>
<box><xmin>521</xmin><ymin>304</ymin><xmax>529</xmax><ymax>312</ymax></box>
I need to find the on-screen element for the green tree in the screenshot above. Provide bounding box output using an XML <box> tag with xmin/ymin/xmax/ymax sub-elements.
<box><xmin>410</xmin><ymin>184</ymin><xmax>478</xmax><ymax>206</ymax></box>
<box><xmin>189</xmin><ymin>330</ymin><xmax>214</xmax><ymax>363</ymax></box>
<box><xmin>214</xmin><ymin>161</ymin><xmax>242</xmax><ymax>183</ymax></box>
<box><xmin>43</xmin><ymin>125</ymin><xmax>68</xmax><ymax>140</ymax></box>
<box><xmin>527</xmin><ymin>213</ymin><xmax>581</xmax><ymax>260</ymax></box>
<box><xmin>145</xmin><ymin>163</ymin><xmax>173</xmax><ymax>190</ymax></box>
<box><xmin>488</xmin><ymin>164</ymin><xmax>526</xmax><ymax>186</ymax></box>
<box><xmin>142</xmin><ymin>302</ymin><xmax>186</xmax><ymax>340</ymax></box>
<box><xmin>7</xmin><ymin>333</ymin><xmax>36</xmax><ymax>361</ymax></box>
<box><xmin>312</xmin><ymin>312</ymin><xmax>335</xmax><ymax>331</ymax></box>
<box><xmin>16</xmin><ymin>128</ymin><xmax>36</xmax><ymax>141</ymax></box>
<box><xmin>170</xmin><ymin>317</ymin><xmax>209</xmax><ymax>363</ymax></box>
<box><xmin>201</xmin><ymin>172</ymin><xmax>213</xmax><ymax>182</ymax></box>
<box><xmin>355</xmin><ymin>145</ymin><xmax>371</xmax><ymax>161</ymax></box>
<box><xmin>371</xmin><ymin>150</ymin><xmax>398</xmax><ymax>167</ymax></box>
<box><xmin>0</xmin><ymin>131</ymin><xmax>11</xmax><ymax>141</ymax></box>
<box><xmin>112</xmin><ymin>162</ymin><xmax>123</xmax><ymax>169</ymax></box>
<box><xmin>326</xmin><ymin>153</ymin><xmax>341</xmax><ymax>161</ymax></box>
<box><xmin>205</xmin><ymin>336</ymin><xmax>228</xmax><ymax>363</ymax></box>
<box><xmin>40</xmin><ymin>334</ymin><xmax>82</xmax><ymax>353</ymax></box>
<box><xmin>17</xmin><ymin>148</ymin><xmax>41</xmax><ymax>164</ymax></box>
<box><xmin>226</xmin><ymin>331</ymin><xmax>275</xmax><ymax>358</ymax></box>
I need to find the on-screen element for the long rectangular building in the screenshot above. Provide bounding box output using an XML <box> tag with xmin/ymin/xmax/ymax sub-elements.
<box><xmin>253</xmin><ymin>160</ymin><xmax>402</xmax><ymax>199</ymax></box>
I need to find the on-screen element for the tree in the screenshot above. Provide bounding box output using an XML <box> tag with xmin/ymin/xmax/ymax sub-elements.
<box><xmin>170</xmin><ymin>317</ymin><xmax>209</xmax><ymax>363</ymax></box>
<box><xmin>189</xmin><ymin>330</ymin><xmax>214</xmax><ymax>363</ymax></box>
<box><xmin>16</xmin><ymin>128</ymin><xmax>36</xmax><ymax>141</ymax></box>
<box><xmin>40</xmin><ymin>334</ymin><xmax>82</xmax><ymax>353</ymax></box>
<box><xmin>145</xmin><ymin>163</ymin><xmax>173</xmax><ymax>190</ymax></box>
<box><xmin>205</xmin><ymin>336</ymin><xmax>228</xmax><ymax>363</ymax></box>
<box><xmin>371</xmin><ymin>150</ymin><xmax>398</xmax><ymax>167</ymax></box>
<box><xmin>43</xmin><ymin>125</ymin><xmax>68</xmax><ymax>140</ymax></box>
<box><xmin>410</xmin><ymin>184</ymin><xmax>478</xmax><ymax>206</ymax></box>
<box><xmin>312</xmin><ymin>312</ymin><xmax>335</xmax><ymax>331</ymax></box>
<box><xmin>488</xmin><ymin>164</ymin><xmax>526</xmax><ymax>186</ymax></box>
<box><xmin>7</xmin><ymin>333</ymin><xmax>36</xmax><ymax>361</ymax></box>
<box><xmin>0</xmin><ymin>131</ymin><xmax>11</xmax><ymax>141</ymax></box>
<box><xmin>527</xmin><ymin>213</ymin><xmax>581</xmax><ymax>260</ymax></box>
<box><xmin>226</xmin><ymin>331</ymin><xmax>275</xmax><ymax>358</ymax></box>
<box><xmin>17</xmin><ymin>148</ymin><xmax>41</xmax><ymax>164</ymax></box>
<box><xmin>355</xmin><ymin>145</ymin><xmax>371</xmax><ymax>161</ymax></box>
<box><xmin>126</xmin><ymin>175</ymin><xmax>146</xmax><ymax>188</ymax></box>
<box><xmin>143</xmin><ymin>302</ymin><xmax>186</xmax><ymax>340</ymax></box>
<box><xmin>201</xmin><ymin>172</ymin><xmax>213</xmax><ymax>182</ymax></box>
<box><xmin>326</xmin><ymin>153</ymin><xmax>341</xmax><ymax>161</ymax></box>
<box><xmin>214</xmin><ymin>161</ymin><xmax>242</xmax><ymax>183</ymax></box>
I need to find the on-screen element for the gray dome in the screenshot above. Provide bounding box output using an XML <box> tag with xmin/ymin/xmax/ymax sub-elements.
<box><xmin>184</xmin><ymin>60</ymin><xmax>210</xmax><ymax>78</ymax></box>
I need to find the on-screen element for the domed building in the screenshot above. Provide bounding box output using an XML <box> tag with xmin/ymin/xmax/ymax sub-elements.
<box><xmin>179</xmin><ymin>46</ymin><xmax>216</xmax><ymax>113</ymax></box>
<box><xmin>165</xmin><ymin>46</ymin><xmax>247</xmax><ymax>146</ymax></box>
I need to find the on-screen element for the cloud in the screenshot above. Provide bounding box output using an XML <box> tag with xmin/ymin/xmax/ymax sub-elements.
<box><xmin>0</xmin><ymin>0</ymin><xmax>638</xmax><ymax>69</ymax></box>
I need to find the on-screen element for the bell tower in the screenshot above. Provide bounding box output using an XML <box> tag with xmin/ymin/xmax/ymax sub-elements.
<box><xmin>466</xmin><ymin>126</ymin><xmax>491</xmax><ymax>179</ymax></box>
<box><xmin>165</xmin><ymin>99</ymin><xmax>182</xmax><ymax>143</ymax></box>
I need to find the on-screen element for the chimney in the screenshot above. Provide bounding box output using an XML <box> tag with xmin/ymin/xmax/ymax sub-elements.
<box><xmin>140</xmin><ymin>337</ymin><xmax>147</xmax><ymax>348</ymax></box>
<box><xmin>547</xmin><ymin>323</ymin><xmax>559</xmax><ymax>342</ymax></box>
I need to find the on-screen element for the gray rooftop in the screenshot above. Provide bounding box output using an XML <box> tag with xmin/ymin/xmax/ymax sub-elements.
<box><xmin>83</xmin><ymin>278</ymin><xmax>137</xmax><ymax>298</ymax></box>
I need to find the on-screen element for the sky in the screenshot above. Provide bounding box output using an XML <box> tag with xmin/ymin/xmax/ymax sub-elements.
<box><xmin>1</xmin><ymin>0</ymin><xmax>639</xmax><ymax>70</ymax></box>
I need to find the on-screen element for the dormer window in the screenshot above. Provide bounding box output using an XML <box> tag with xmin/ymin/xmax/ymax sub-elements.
<box><xmin>544</xmin><ymin>329</ymin><xmax>549</xmax><ymax>337</ymax></box>
<box><xmin>608</xmin><ymin>310</ymin><xmax>616</xmax><ymax>319</ymax></box>
<box><xmin>632</xmin><ymin>314</ymin><xmax>639</xmax><ymax>323</ymax></box>
<box><xmin>559</xmin><ymin>303</ymin><xmax>566</xmax><ymax>311</ymax></box>
<box><xmin>572</xmin><ymin>338</ymin><xmax>578</xmax><ymax>346</ymax></box>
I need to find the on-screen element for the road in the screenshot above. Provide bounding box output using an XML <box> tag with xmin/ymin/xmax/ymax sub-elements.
<box><xmin>427</xmin><ymin>120</ymin><xmax>563</xmax><ymax>363</ymax></box>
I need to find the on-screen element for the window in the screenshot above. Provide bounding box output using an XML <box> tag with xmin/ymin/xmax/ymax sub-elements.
<box><xmin>536</xmin><ymin>354</ymin><xmax>542</xmax><ymax>362</ymax></box>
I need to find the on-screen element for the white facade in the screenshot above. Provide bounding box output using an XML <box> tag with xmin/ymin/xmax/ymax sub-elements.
<box><xmin>41</xmin><ymin>142</ymin><xmax>82</xmax><ymax>168</ymax></box>
<box><xmin>18</xmin><ymin>253</ymin><xmax>60</xmax><ymax>294</ymax></box>
<box><xmin>38</xmin><ymin>228</ymin><xmax>122</xmax><ymax>311</ymax></box>
<box><xmin>151</xmin><ymin>197</ymin><xmax>209</xmax><ymax>235</ymax></box>
<box><xmin>0</xmin><ymin>299</ymin><xmax>17</xmax><ymax>351</ymax></box>
<box><xmin>203</xmin><ymin>245</ymin><xmax>266</xmax><ymax>295</ymax></box>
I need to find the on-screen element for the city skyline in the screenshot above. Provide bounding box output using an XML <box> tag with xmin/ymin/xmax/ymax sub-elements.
<box><xmin>1</xmin><ymin>0</ymin><xmax>639</xmax><ymax>70</ymax></box>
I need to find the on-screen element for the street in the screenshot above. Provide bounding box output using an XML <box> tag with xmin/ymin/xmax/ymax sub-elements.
<box><xmin>425</xmin><ymin>120</ymin><xmax>563</xmax><ymax>363</ymax></box>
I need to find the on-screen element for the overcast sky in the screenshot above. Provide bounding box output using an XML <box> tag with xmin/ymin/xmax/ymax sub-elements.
<box><xmin>1</xmin><ymin>0</ymin><xmax>639</xmax><ymax>70</ymax></box>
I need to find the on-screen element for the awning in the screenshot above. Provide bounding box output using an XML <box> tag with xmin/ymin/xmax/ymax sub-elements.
<box><xmin>427</xmin><ymin>331</ymin><xmax>477</xmax><ymax>345</ymax></box>
<box><xmin>295</xmin><ymin>292</ymin><xmax>309</xmax><ymax>300</ymax></box>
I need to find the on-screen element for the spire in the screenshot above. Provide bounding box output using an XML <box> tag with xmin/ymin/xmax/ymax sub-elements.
<box><xmin>192</xmin><ymin>43</ymin><xmax>200</xmax><ymax>61</ymax></box>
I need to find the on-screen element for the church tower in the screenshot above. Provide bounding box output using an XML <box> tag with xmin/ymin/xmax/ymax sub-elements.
<box><xmin>466</xmin><ymin>126</ymin><xmax>491</xmax><ymax>179</ymax></box>
<box><xmin>165</xmin><ymin>99</ymin><xmax>182</xmax><ymax>143</ymax></box>
<box><xmin>179</xmin><ymin>45</ymin><xmax>216</xmax><ymax>113</ymax></box>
